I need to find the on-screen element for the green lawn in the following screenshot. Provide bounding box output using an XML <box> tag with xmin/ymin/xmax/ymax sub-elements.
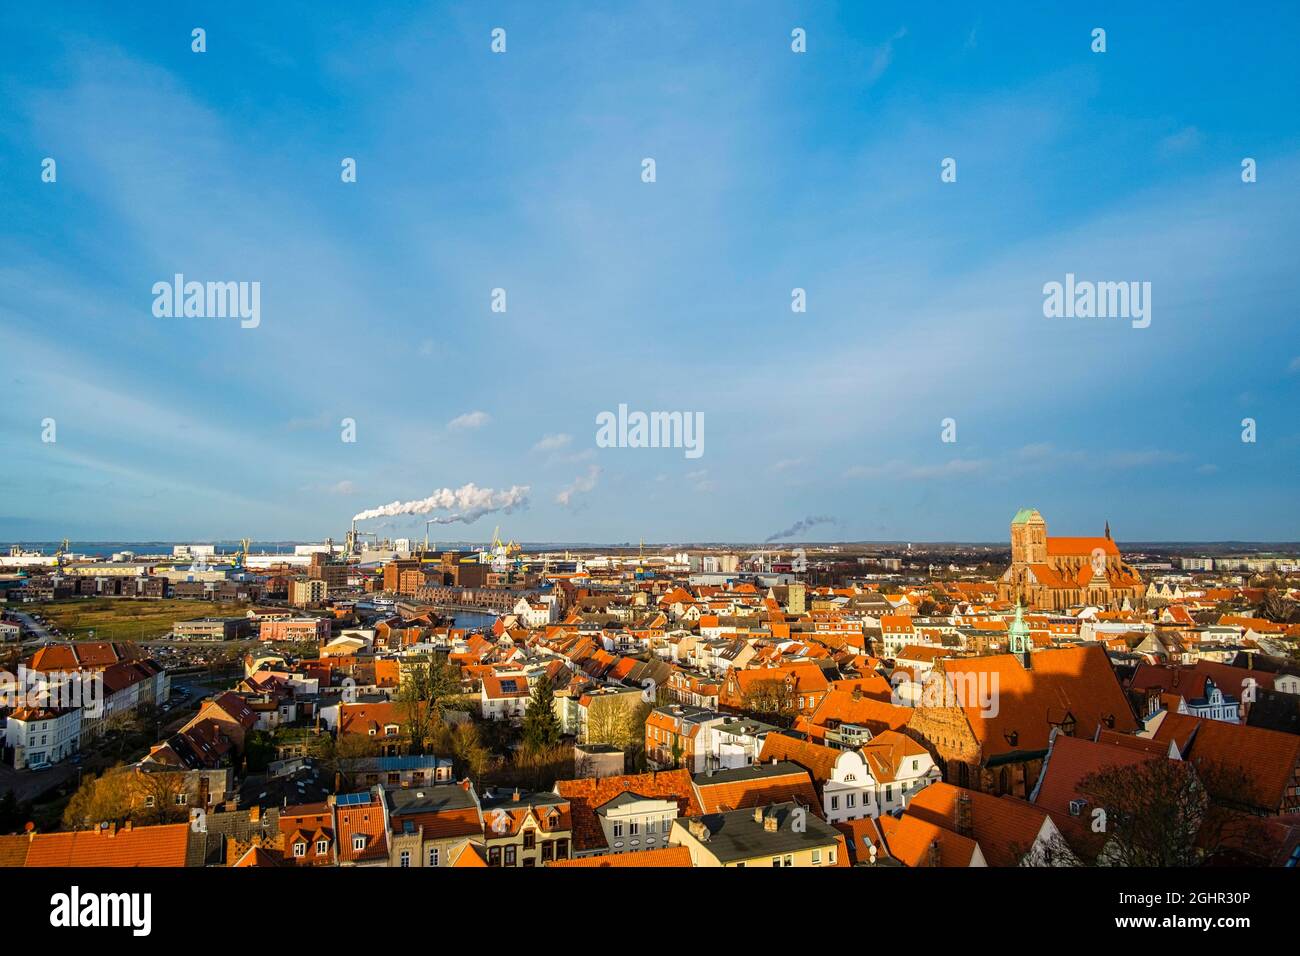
<box><xmin>27</xmin><ymin>598</ymin><xmax>251</xmax><ymax>642</ymax></box>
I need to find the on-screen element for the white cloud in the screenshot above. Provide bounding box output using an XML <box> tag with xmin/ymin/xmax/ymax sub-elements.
<box><xmin>447</xmin><ymin>411</ymin><xmax>491</xmax><ymax>430</ymax></box>
<box><xmin>533</xmin><ymin>433</ymin><xmax>573</xmax><ymax>452</ymax></box>
<box><xmin>556</xmin><ymin>465</ymin><xmax>601</xmax><ymax>507</ymax></box>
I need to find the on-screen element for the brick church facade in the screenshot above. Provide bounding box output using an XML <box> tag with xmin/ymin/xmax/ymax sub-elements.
<box><xmin>996</xmin><ymin>508</ymin><xmax>1144</xmax><ymax>612</ymax></box>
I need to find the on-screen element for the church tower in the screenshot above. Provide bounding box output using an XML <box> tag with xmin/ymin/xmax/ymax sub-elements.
<box><xmin>1010</xmin><ymin>509</ymin><xmax>1047</xmax><ymax>565</ymax></box>
<box><xmin>1008</xmin><ymin>601</ymin><xmax>1032</xmax><ymax>668</ymax></box>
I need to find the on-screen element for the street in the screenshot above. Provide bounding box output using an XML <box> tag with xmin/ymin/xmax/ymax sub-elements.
<box><xmin>0</xmin><ymin>760</ymin><xmax>76</xmax><ymax>804</ymax></box>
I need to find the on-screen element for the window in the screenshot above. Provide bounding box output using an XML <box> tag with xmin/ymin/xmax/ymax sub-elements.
<box><xmin>174</xmin><ymin>793</ymin><xmax>188</xmax><ymax>806</ymax></box>
<box><xmin>555</xmin><ymin>838</ymin><xmax>569</xmax><ymax>858</ymax></box>
<box><xmin>399</xmin><ymin>850</ymin><xmax>410</xmax><ymax>868</ymax></box>
<box><xmin>911</xmin><ymin>759</ymin><xmax>919</xmax><ymax>771</ymax></box>
<box><xmin>846</xmin><ymin>793</ymin><xmax>856</xmax><ymax>808</ymax></box>
<box><xmin>353</xmin><ymin>835</ymin><xmax>366</xmax><ymax>851</ymax></box>
<box><xmin>784</xmin><ymin>854</ymin><xmax>793</xmax><ymax>867</ymax></box>
<box><xmin>144</xmin><ymin>796</ymin><xmax>155</xmax><ymax>807</ymax></box>
<box><xmin>505</xmin><ymin>845</ymin><xmax>517</xmax><ymax>866</ymax></box>
<box><xmin>293</xmin><ymin>842</ymin><xmax>306</xmax><ymax>858</ymax></box>
<box><xmin>829</xmin><ymin>848</ymin><xmax>836</xmax><ymax>865</ymax></box>
<box><xmin>811</xmin><ymin>849</ymin><xmax>822</xmax><ymax>864</ymax></box>
<box><xmin>830</xmin><ymin>795</ymin><xmax>839</xmax><ymax>811</ymax></box>
<box><xmin>523</xmin><ymin>829</ymin><xmax>536</xmax><ymax>850</ymax></box>
<box><xmin>541</xmin><ymin>841</ymin><xmax>553</xmax><ymax>862</ymax></box>
<box><xmin>428</xmin><ymin>847</ymin><xmax>439</xmax><ymax>866</ymax></box>
<box><xmin>612</xmin><ymin>822</ymin><xmax>623</xmax><ymax>838</ymax></box>
<box><xmin>317</xmin><ymin>840</ymin><xmax>329</xmax><ymax>855</ymax></box>
<box><xmin>629</xmin><ymin>821</ymin><xmax>639</xmax><ymax>836</ymax></box>
<box><xmin>488</xmin><ymin>846</ymin><xmax>502</xmax><ymax>866</ymax></box>
<box><xmin>772</xmin><ymin>857</ymin><xmax>781</xmax><ymax>867</ymax></box>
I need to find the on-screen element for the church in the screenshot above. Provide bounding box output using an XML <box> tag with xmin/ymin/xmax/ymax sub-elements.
<box><xmin>996</xmin><ymin>508</ymin><xmax>1144</xmax><ymax>612</ymax></box>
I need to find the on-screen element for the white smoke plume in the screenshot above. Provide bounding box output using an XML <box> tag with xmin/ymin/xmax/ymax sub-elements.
<box><xmin>765</xmin><ymin>514</ymin><xmax>836</xmax><ymax>543</ymax></box>
<box><xmin>351</xmin><ymin>483</ymin><xmax>530</xmax><ymax>525</ymax></box>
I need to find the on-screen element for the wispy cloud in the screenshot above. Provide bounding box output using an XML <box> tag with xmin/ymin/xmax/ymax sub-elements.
<box><xmin>533</xmin><ymin>433</ymin><xmax>573</xmax><ymax>452</ymax></box>
<box><xmin>556</xmin><ymin>465</ymin><xmax>601</xmax><ymax>507</ymax></box>
<box><xmin>447</xmin><ymin>411</ymin><xmax>491</xmax><ymax>431</ymax></box>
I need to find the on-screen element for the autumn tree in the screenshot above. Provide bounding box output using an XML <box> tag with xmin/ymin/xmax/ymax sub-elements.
<box><xmin>131</xmin><ymin>770</ymin><xmax>189</xmax><ymax>826</ymax></box>
<box><xmin>739</xmin><ymin>679</ymin><xmax>797</xmax><ymax>726</ymax></box>
<box><xmin>62</xmin><ymin>767</ymin><xmax>133</xmax><ymax>830</ymax></box>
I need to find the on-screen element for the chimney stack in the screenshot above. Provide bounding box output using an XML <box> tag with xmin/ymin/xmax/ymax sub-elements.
<box><xmin>956</xmin><ymin>792</ymin><xmax>972</xmax><ymax>837</ymax></box>
<box><xmin>927</xmin><ymin>839</ymin><xmax>941</xmax><ymax>867</ymax></box>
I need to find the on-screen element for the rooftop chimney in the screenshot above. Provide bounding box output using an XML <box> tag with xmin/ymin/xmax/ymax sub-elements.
<box><xmin>956</xmin><ymin>792</ymin><xmax>972</xmax><ymax>837</ymax></box>
<box><xmin>512</xmin><ymin>788</ymin><xmax>521</xmax><ymax>803</ymax></box>
<box><xmin>927</xmin><ymin>839</ymin><xmax>941</xmax><ymax>867</ymax></box>
<box><xmin>763</xmin><ymin>809</ymin><xmax>779</xmax><ymax>833</ymax></box>
<box><xmin>753</xmin><ymin>806</ymin><xmax>765</xmax><ymax>823</ymax></box>
<box><xmin>688</xmin><ymin>819</ymin><xmax>710</xmax><ymax>842</ymax></box>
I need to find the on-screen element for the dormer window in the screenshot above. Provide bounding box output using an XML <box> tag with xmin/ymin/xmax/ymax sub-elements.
<box><xmin>316</xmin><ymin>839</ymin><xmax>328</xmax><ymax>855</ymax></box>
<box><xmin>353</xmin><ymin>834</ymin><xmax>366</xmax><ymax>851</ymax></box>
<box><xmin>294</xmin><ymin>841</ymin><xmax>306</xmax><ymax>857</ymax></box>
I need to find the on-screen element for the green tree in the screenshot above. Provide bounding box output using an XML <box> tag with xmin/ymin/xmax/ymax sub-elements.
<box><xmin>398</xmin><ymin>656</ymin><xmax>461</xmax><ymax>754</ymax></box>
<box><xmin>0</xmin><ymin>789</ymin><xmax>23</xmax><ymax>834</ymax></box>
<box><xmin>522</xmin><ymin>673</ymin><xmax>562</xmax><ymax>753</ymax></box>
<box><xmin>244</xmin><ymin>729</ymin><xmax>277</xmax><ymax>773</ymax></box>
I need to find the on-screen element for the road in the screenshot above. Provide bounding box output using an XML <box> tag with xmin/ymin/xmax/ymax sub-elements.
<box><xmin>8</xmin><ymin>611</ymin><xmax>54</xmax><ymax>642</ymax></box>
<box><xmin>0</xmin><ymin>760</ymin><xmax>77</xmax><ymax>803</ymax></box>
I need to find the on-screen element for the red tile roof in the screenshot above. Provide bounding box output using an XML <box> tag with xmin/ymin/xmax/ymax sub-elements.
<box><xmin>23</xmin><ymin>823</ymin><xmax>191</xmax><ymax>867</ymax></box>
<box><xmin>547</xmin><ymin>845</ymin><xmax>693</xmax><ymax>867</ymax></box>
<box><xmin>931</xmin><ymin>644</ymin><xmax>1138</xmax><ymax>757</ymax></box>
<box><xmin>555</xmin><ymin>770</ymin><xmax>700</xmax><ymax>851</ymax></box>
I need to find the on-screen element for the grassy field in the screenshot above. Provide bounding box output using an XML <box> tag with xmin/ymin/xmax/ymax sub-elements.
<box><xmin>26</xmin><ymin>598</ymin><xmax>251</xmax><ymax>642</ymax></box>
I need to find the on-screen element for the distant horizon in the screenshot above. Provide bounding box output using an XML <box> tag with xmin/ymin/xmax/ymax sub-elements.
<box><xmin>3</xmin><ymin>4</ymin><xmax>1298</xmax><ymax>542</ymax></box>
<box><xmin>5</xmin><ymin>538</ymin><xmax>1300</xmax><ymax>552</ymax></box>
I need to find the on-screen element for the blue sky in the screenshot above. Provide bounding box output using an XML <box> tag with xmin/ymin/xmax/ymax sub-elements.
<box><xmin>2</xmin><ymin>1</ymin><xmax>1298</xmax><ymax>544</ymax></box>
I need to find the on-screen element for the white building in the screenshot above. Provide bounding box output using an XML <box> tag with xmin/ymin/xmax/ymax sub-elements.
<box><xmin>6</xmin><ymin>707</ymin><xmax>82</xmax><ymax>769</ymax></box>
<box><xmin>824</xmin><ymin>731</ymin><xmax>941</xmax><ymax>822</ymax></box>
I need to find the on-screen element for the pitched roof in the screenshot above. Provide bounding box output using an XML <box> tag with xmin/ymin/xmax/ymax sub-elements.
<box><xmin>929</xmin><ymin>644</ymin><xmax>1138</xmax><ymax>758</ymax></box>
<box><xmin>1029</xmin><ymin>732</ymin><xmax>1165</xmax><ymax>860</ymax></box>
<box><xmin>554</xmin><ymin>770</ymin><xmax>700</xmax><ymax>852</ymax></box>
<box><xmin>1152</xmin><ymin>712</ymin><xmax>1300</xmax><ymax>813</ymax></box>
<box><xmin>758</xmin><ymin>734</ymin><xmax>842</xmax><ymax>784</ymax></box>
<box><xmin>23</xmin><ymin>823</ymin><xmax>191</xmax><ymax>867</ymax></box>
<box><xmin>547</xmin><ymin>845</ymin><xmax>693</xmax><ymax>867</ymax></box>
<box><xmin>905</xmin><ymin>783</ymin><xmax>1049</xmax><ymax>867</ymax></box>
<box><xmin>878</xmin><ymin>813</ymin><xmax>979</xmax><ymax>867</ymax></box>
<box><xmin>692</xmin><ymin>763</ymin><xmax>823</xmax><ymax>816</ymax></box>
